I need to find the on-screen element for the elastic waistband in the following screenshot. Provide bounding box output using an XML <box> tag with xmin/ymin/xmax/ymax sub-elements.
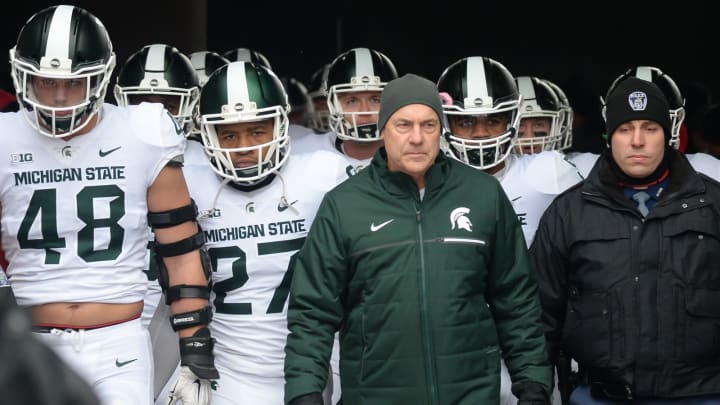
<box><xmin>32</xmin><ymin>313</ymin><xmax>141</xmax><ymax>333</ymax></box>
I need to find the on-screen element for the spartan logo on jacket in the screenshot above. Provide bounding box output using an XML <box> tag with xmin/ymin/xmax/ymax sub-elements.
<box><xmin>450</xmin><ymin>207</ymin><xmax>472</xmax><ymax>232</ymax></box>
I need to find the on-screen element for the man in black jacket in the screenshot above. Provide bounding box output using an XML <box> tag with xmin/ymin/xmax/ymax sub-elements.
<box><xmin>530</xmin><ymin>77</ymin><xmax>720</xmax><ymax>404</ymax></box>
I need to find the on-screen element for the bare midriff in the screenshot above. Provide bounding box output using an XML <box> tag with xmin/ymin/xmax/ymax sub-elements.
<box><xmin>31</xmin><ymin>301</ymin><xmax>144</xmax><ymax>328</ymax></box>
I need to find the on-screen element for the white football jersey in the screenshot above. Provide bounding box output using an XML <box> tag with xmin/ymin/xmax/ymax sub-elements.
<box><xmin>293</xmin><ymin>131</ymin><xmax>372</xmax><ymax>182</ymax></box>
<box><xmin>288</xmin><ymin>123</ymin><xmax>314</xmax><ymax>138</ymax></box>
<box><xmin>565</xmin><ymin>151</ymin><xmax>599</xmax><ymax>179</ymax></box>
<box><xmin>0</xmin><ymin>103</ymin><xmax>185</xmax><ymax>307</ymax></box>
<box><xmin>686</xmin><ymin>152</ymin><xmax>720</xmax><ymax>181</ymax></box>
<box><xmin>183</xmin><ymin>147</ymin><xmax>345</xmax><ymax>378</ymax></box>
<box><xmin>496</xmin><ymin>152</ymin><xmax>584</xmax><ymax>246</ymax></box>
<box><xmin>566</xmin><ymin>151</ymin><xmax>720</xmax><ymax>182</ymax></box>
<box><xmin>183</xmin><ymin>137</ymin><xmax>209</xmax><ymax>167</ymax></box>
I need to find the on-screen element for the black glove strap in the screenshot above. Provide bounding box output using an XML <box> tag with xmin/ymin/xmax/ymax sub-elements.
<box><xmin>179</xmin><ymin>327</ymin><xmax>219</xmax><ymax>379</ymax></box>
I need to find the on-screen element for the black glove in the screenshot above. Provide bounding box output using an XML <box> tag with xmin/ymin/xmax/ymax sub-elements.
<box><xmin>288</xmin><ymin>392</ymin><xmax>323</xmax><ymax>405</ymax></box>
<box><xmin>512</xmin><ymin>381</ymin><xmax>551</xmax><ymax>405</ymax></box>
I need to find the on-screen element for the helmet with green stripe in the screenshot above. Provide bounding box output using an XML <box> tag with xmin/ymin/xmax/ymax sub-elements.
<box><xmin>10</xmin><ymin>4</ymin><xmax>116</xmax><ymax>138</ymax></box>
<box><xmin>326</xmin><ymin>47</ymin><xmax>398</xmax><ymax>142</ymax></box>
<box><xmin>114</xmin><ymin>43</ymin><xmax>200</xmax><ymax>133</ymax></box>
<box><xmin>198</xmin><ymin>61</ymin><xmax>290</xmax><ymax>185</ymax></box>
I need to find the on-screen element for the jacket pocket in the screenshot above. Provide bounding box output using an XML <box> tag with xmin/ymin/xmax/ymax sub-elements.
<box><xmin>562</xmin><ymin>290</ymin><xmax>612</xmax><ymax>367</ymax></box>
<box><xmin>683</xmin><ymin>287</ymin><xmax>720</xmax><ymax>364</ymax></box>
<box><xmin>662</xmin><ymin>217</ymin><xmax>720</xmax><ymax>287</ymax></box>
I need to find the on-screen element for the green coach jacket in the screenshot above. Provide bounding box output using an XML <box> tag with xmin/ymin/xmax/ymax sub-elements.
<box><xmin>284</xmin><ymin>149</ymin><xmax>551</xmax><ymax>405</ymax></box>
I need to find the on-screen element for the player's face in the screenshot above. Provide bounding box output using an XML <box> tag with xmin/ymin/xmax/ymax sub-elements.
<box><xmin>128</xmin><ymin>94</ymin><xmax>181</xmax><ymax>115</ymax></box>
<box><xmin>216</xmin><ymin>118</ymin><xmax>275</xmax><ymax>169</ymax></box>
<box><xmin>338</xmin><ymin>91</ymin><xmax>381</xmax><ymax>125</ymax></box>
<box><xmin>611</xmin><ymin>119</ymin><xmax>665</xmax><ymax>178</ymax></box>
<box><xmin>30</xmin><ymin>76</ymin><xmax>87</xmax><ymax>112</ymax></box>
<box><xmin>382</xmin><ymin>104</ymin><xmax>441</xmax><ymax>188</ymax></box>
<box><xmin>448</xmin><ymin>113</ymin><xmax>510</xmax><ymax>140</ymax></box>
<box><xmin>517</xmin><ymin>117</ymin><xmax>552</xmax><ymax>154</ymax></box>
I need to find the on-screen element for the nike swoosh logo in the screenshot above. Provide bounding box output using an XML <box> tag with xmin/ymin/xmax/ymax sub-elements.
<box><xmin>99</xmin><ymin>146</ymin><xmax>122</xmax><ymax>157</ymax></box>
<box><xmin>370</xmin><ymin>219</ymin><xmax>394</xmax><ymax>232</ymax></box>
<box><xmin>278</xmin><ymin>200</ymin><xmax>298</xmax><ymax>212</ymax></box>
<box><xmin>167</xmin><ymin>111</ymin><xmax>185</xmax><ymax>135</ymax></box>
<box><xmin>115</xmin><ymin>358</ymin><xmax>138</xmax><ymax>367</ymax></box>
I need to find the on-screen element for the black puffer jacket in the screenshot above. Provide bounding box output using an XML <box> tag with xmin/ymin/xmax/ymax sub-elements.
<box><xmin>530</xmin><ymin>149</ymin><xmax>720</xmax><ymax>398</ymax></box>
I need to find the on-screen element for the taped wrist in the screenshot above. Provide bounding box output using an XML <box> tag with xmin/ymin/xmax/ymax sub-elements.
<box><xmin>179</xmin><ymin>327</ymin><xmax>219</xmax><ymax>380</ymax></box>
<box><xmin>171</xmin><ymin>306</ymin><xmax>213</xmax><ymax>331</ymax></box>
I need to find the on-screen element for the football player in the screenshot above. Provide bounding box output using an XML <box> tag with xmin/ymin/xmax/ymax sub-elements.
<box><xmin>294</xmin><ymin>48</ymin><xmax>399</xmax><ymax>183</ymax></box>
<box><xmin>307</xmin><ymin>63</ymin><xmax>332</xmax><ymax>134</ymax></box>
<box><xmin>188</xmin><ymin>51</ymin><xmax>230</xmax><ymax>88</ymax></box>
<box><xmin>437</xmin><ymin>56</ymin><xmax>584</xmax><ymax>405</ymax></box>
<box><xmin>113</xmin><ymin>42</ymin><xmax>207</xmax><ymax>401</ymax></box>
<box><xmin>222</xmin><ymin>47</ymin><xmax>272</xmax><ymax>70</ymax></box>
<box><xmin>281</xmin><ymin>76</ymin><xmax>314</xmax><ymax>130</ymax></box>
<box><xmin>2</xmin><ymin>5</ymin><xmax>217</xmax><ymax>405</ymax></box>
<box><xmin>513</xmin><ymin>76</ymin><xmax>564</xmax><ymax>155</ymax></box>
<box><xmin>184</xmin><ymin>60</ymin><xmax>345</xmax><ymax>404</ymax></box>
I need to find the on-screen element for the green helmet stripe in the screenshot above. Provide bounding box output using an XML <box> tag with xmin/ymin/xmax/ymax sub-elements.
<box><xmin>45</xmin><ymin>5</ymin><xmax>74</xmax><ymax>61</ymax></box>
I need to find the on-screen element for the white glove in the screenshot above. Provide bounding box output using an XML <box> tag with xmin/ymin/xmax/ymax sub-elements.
<box><xmin>166</xmin><ymin>366</ymin><xmax>215</xmax><ymax>405</ymax></box>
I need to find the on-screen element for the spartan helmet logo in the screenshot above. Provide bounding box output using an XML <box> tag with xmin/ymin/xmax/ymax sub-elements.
<box><xmin>450</xmin><ymin>207</ymin><xmax>472</xmax><ymax>232</ymax></box>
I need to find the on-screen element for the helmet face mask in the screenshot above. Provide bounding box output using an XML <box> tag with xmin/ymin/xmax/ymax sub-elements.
<box><xmin>514</xmin><ymin>76</ymin><xmax>563</xmax><ymax>155</ymax></box>
<box><xmin>281</xmin><ymin>77</ymin><xmax>314</xmax><ymax>127</ymax></box>
<box><xmin>307</xmin><ymin>64</ymin><xmax>331</xmax><ymax>133</ymax></box>
<box><xmin>328</xmin><ymin>89</ymin><xmax>382</xmax><ymax>141</ymax></box>
<box><xmin>198</xmin><ymin>62</ymin><xmax>290</xmax><ymax>186</ymax></box>
<box><xmin>326</xmin><ymin>48</ymin><xmax>398</xmax><ymax>142</ymax></box>
<box><xmin>114</xmin><ymin>44</ymin><xmax>199</xmax><ymax>134</ymax></box>
<box><xmin>543</xmin><ymin>79</ymin><xmax>574</xmax><ymax>150</ymax></box>
<box><xmin>10</xmin><ymin>5</ymin><xmax>115</xmax><ymax>138</ymax></box>
<box><xmin>438</xmin><ymin>56</ymin><xmax>521</xmax><ymax>170</ymax></box>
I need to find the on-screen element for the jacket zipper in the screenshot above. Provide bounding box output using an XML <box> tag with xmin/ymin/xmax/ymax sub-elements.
<box><xmin>416</xmin><ymin>206</ymin><xmax>439</xmax><ymax>404</ymax></box>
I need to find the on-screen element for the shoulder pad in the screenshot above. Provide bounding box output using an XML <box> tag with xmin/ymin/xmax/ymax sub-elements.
<box><xmin>127</xmin><ymin>103</ymin><xmax>186</xmax><ymax>148</ymax></box>
<box><xmin>688</xmin><ymin>152</ymin><xmax>720</xmax><ymax>182</ymax></box>
<box><xmin>525</xmin><ymin>151</ymin><xmax>584</xmax><ymax>195</ymax></box>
